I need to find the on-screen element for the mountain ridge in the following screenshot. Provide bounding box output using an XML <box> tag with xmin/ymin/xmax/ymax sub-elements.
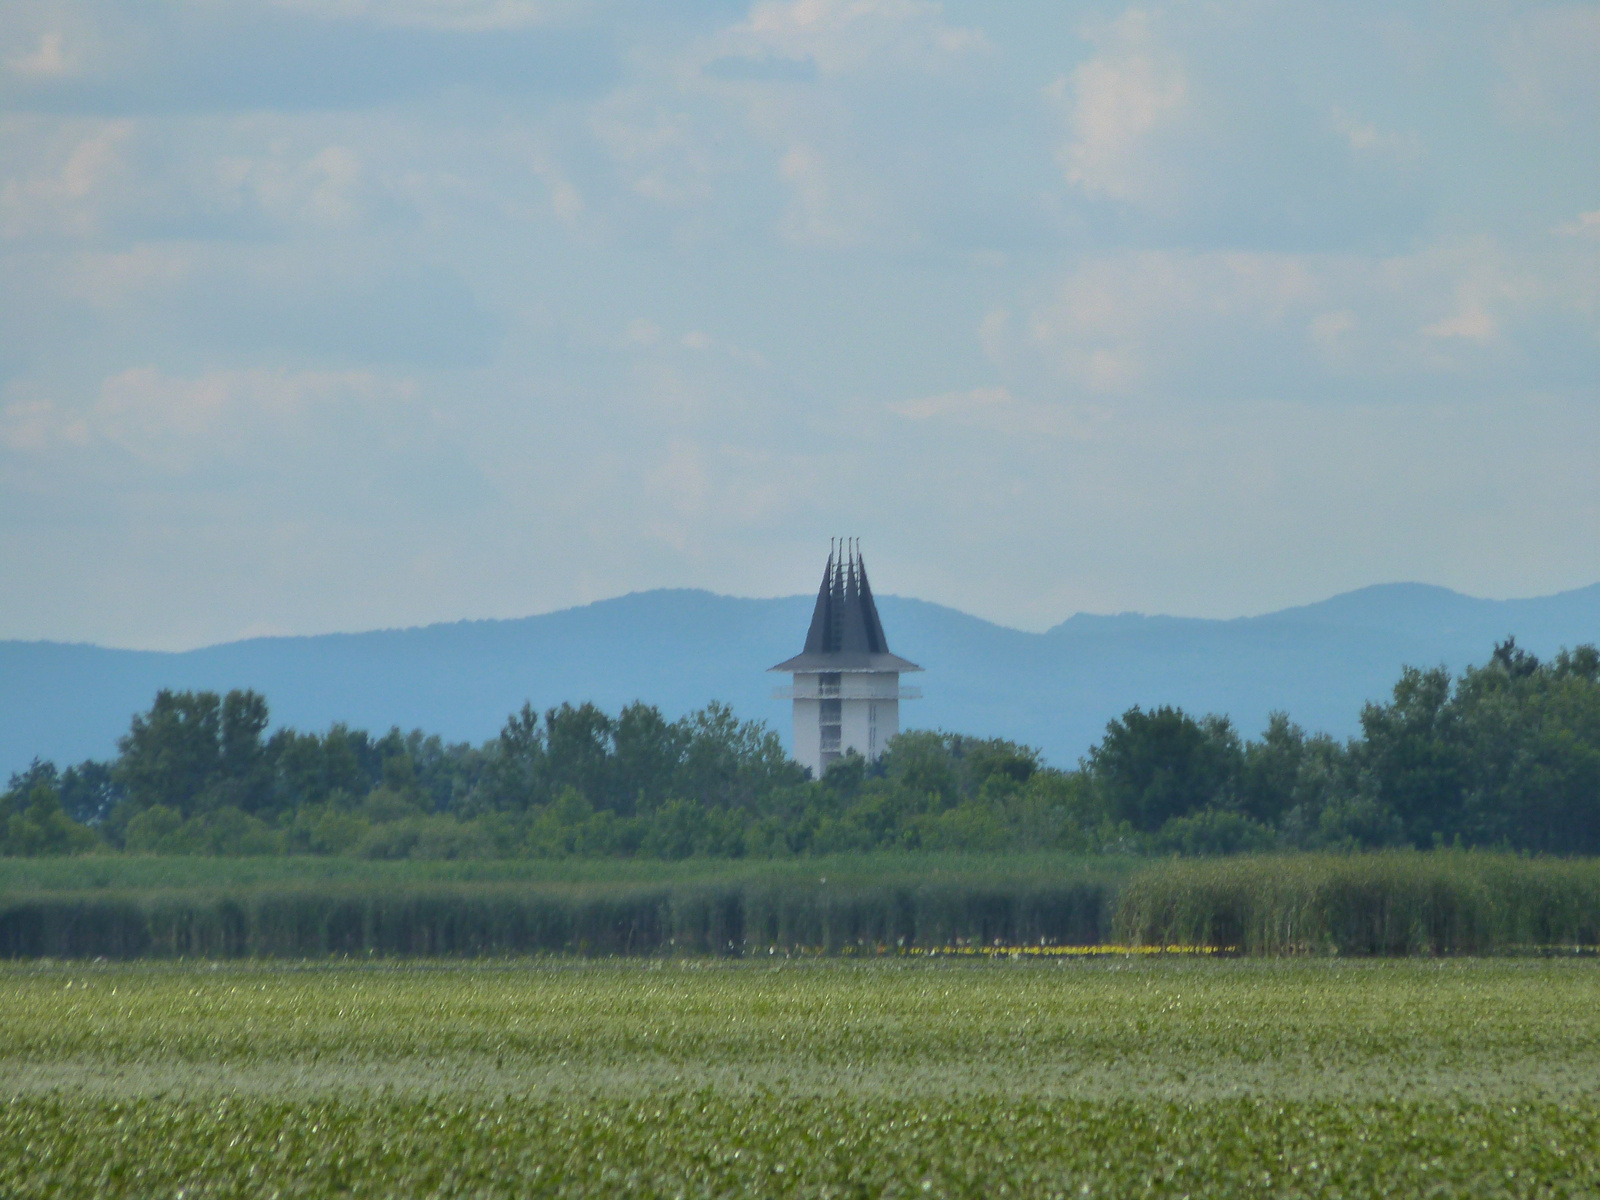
<box><xmin>5</xmin><ymin>582</ymin><xmax>1599</xmax><ymax>778</ymax></box>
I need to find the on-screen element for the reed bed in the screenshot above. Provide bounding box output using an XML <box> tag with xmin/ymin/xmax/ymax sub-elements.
<box><xmin>0</xmin><ymin>851</ymin><xmax>1131</xmax><ymax>893</ymax></box>
<box><xmin>1115</xmin><ymin>852</ymin><xmax>1600</xmax><ymax>954</ymax></box>
<box><xmin>4</xmin><ymin>852</ymin><xmax>1600</xmax><ymax>958</ymax></box>
<box><xmin>0</xmin><ymin>876</ymin><xmax>1118</xmax><ymax>960</ymax></box>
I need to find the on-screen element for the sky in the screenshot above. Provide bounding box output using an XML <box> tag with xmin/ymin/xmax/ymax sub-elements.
<box><xmin>1</xmin><ymin>0</ymin><xmax>1596</xmax><ymax>651</ymax></box>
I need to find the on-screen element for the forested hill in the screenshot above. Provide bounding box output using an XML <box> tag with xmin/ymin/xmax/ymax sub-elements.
<box><xmin>5</xmin><ymin>582</ymin><xmax>1600</xmax><ymax>777</ymax></box>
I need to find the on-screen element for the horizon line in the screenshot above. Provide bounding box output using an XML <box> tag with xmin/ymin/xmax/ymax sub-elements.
<box><xmin>5</xmin><ymin>578</ymin><xmax>1598</xmax><ymax>656</ymax></box>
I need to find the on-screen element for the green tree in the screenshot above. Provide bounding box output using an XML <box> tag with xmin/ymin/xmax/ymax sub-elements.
<box><xmin>1452</xmin><ymin>643</ymin><xmax>1600</xmax><ymax>853</ymax></box>
<box><xmin>613</xmin><ymin>702</ymin><xmax>685</xmax><ymax>815</ymax></box>
<box><xmin>543</xmin><ymin>703</ymin><xmax>616</xmax><ymax>809</ymax></box>
<box><xmin>55</xmin><ymin>760</ymin><xmax>119</xmax><ymax>826</ymax></box>
<box><xmin>1089</xmin><ymin>706</ymin><xmax>1242</xmax><ymax>831</ymax></box>
<box><xmin>1358</xmin><ymin>666</ymin><xmax>1464</xmax><ymax>847</ymax></box>
<box><xmin>113</xmin><ymin>690</ymin><xmax>225</xmax><ymax>816</ymax></box>
<box><xmin>1239</xmin><ymin>712</ymin><xmax>1304</xmax><ymax>826</ymax></box>
<box><xmin>475</xmin><ymin>703</ymin><xmax>546</xmax><ymax>812</ymax></box>
<box><xmin>878</xmin><ymin>731</ymin><xmax>960</xmax><ymax>806</ymax></box>
<box><xmin>218</xmin><ymin>690</ymin><xmax>272</xmax><ymax>812</ymax></box>
<box><xmin>1</xmin><ymin>769</ymin><xmax>99</xmax><ymax>856</ymax></box>
<box><xmin>676</xmin><ymin>702</ymin><xmax>805</xmax><ymax>813</ymax></box>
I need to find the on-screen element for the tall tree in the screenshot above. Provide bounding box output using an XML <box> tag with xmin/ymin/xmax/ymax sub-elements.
<box><xmin>113</xmin><ymin>690</ymin><xmax>225</xmax><ymax>816</ymax></box>
<box><xmin>1358</xmin><ymin>666</ymin><xmax>1464</xmax><ymax>847</ymax></box>
<box><xmin>543</xmin><ymin>703</ymin><xmax>616</xmax><ymax>808</ymax></box>
<box><xmin>1089</xmin><ymin>706</ymin><xmax>1242</xmax><ymax>831</ymax></box>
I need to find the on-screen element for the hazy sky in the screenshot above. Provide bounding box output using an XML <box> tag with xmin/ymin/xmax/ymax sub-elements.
<box><xmin>2</xmin><ymin>0</ymin><xmax>1597</xmax><ymax>650</ymax></box>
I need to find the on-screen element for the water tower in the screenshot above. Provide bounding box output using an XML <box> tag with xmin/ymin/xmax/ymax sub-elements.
<box><xmin>770</xmin><ymin>540</ymin><xmax>921</xmax><ymax>777</ymax></box>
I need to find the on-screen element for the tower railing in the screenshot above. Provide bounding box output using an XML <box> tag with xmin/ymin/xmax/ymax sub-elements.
<box><xmin>771</xmin><ymin>685</ymin><xmax>921</xmax><ymax>701</ymax></box>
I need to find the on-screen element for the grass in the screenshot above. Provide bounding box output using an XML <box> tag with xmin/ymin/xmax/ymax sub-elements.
<box><xmin>3</xmin><ymin>958</ymin><xmax>1600</xmax><ymax>1196</ymax></box>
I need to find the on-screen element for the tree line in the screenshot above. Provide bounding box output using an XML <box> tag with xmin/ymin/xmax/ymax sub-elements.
<box><xmin>4</xmin><ymin>638</ymin><xmax>1598</xmax><ymax>859</ymax></box>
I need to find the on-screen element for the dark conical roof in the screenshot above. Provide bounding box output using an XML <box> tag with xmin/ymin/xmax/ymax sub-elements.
<box><xmin>800</xmin><ymin>549</ymin><xmax>836</xmax><ymax>655</ymax></box>
<box><xmin>771</xmin><ymin>541</ymin><xmax>922</xmax><ymax>673</ymax></box>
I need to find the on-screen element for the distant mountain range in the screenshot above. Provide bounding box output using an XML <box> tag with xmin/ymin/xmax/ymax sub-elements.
<box><xmin>5</xmin><ymin>583</ymin><xmax>1600</xmax><ymax>778</ymax></box>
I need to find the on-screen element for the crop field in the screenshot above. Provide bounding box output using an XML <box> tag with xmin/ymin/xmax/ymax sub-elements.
<box><xmin>3</xmin><ymin>959</ymin><xmax>1600</xmax><ymax>1197</ymax></box>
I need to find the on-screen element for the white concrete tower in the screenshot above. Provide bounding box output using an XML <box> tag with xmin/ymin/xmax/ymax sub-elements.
<box><xmin>770</xmin><ymin>540</ymin><xmax>922</xmax><ymax>778</ymax></box>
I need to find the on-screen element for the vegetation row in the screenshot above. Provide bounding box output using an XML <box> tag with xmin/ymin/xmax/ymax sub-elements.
<box><xmin>8</xmin><ymin>962</ymin><xmax>1600</xmax><ymax>1196</ymax></box>
<box><xmin>5</xmin><ymin>637</ymin><xmax>1599</xmax><ymax>861</ymax></box>
<box><xmin>5</xmin><ymin>852</ymin><xmax>1600</xmax><ymax>958</ymax></box>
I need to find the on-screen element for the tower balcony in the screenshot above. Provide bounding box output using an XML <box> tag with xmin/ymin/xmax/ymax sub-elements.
<box><xmin>772</xmin><ymin>685</ymin><xmax>922</xmax><ymax>700</ymax></box>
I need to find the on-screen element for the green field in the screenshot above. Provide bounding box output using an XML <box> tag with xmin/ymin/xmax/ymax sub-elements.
<box><xmin>4</xmin><ymin>958</ymin><xmax>1599</xmax><ymax>1197</ymax></box>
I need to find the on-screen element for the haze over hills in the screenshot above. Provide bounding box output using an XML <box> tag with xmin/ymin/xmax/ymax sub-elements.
<box><xmin>4</xmin><ymin>582</ymin><xmax>1600</xmax><ymax>778</ymax></box>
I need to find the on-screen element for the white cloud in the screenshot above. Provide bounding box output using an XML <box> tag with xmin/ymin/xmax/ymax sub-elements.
<box><xmin>269</xmin><ymin>0</ymin><xmax>574</xmax><ymax>32</ymax></box>
<box><xmin>995</xmin><ymin>237</ymin><xmax>1595</xmax><ymax>397</ymax></box>
<box><xmin>530</xmin><ymin>155</ymin><xmax>584</xmax><ymax>224</ymax></box>
<box><xmin>0</xmin><ymin>397</ymin><xmax>87</xmax><ymax>453</ymax></box>
<box><xmin>58</xmin><ymin>245</ymin><xmax>192</xmax><ymax>310</ymax></box>
<box><xmin>680</xmin><ymin>328</ymin><xmax>769</xmax><ymax>368</ymax></box>
<box><xmin>887</xmin><ymin>385</ymin><xmax>1010</xmax><ymax>420</ymax></box>
<box><xmin>216</xmin><ymin>144</ymin><xmax>364</xmax><ymax>229</ymax></box>
<box><xmin>612</xmin><ymin>316</ymin><xmax>767</xmax><ymax>368</ymax></box>
<box><xmin>1554</xmin><ymin>210</ymin><xmax>1600</xmax><ymax>239</ymax></box>
<box><xmin>1423</xmin><ymin>307</ymin><xmax>1497</xmax><ymax>343</ymax></box>
<box><xmin>624</xmin><ymin>318</ymin><xmax>662</xmax><ymax>346</ymax></box>
<box><xmin>1048</xmin><ymin>10</ymin><xmax>1188</xmax><ymax>206</ymax></box>
<box><xmin>591</xmin><ymin>98</ymin><xmax>713</xmax><ymax>207</ymax></box>
<box><xmin>0</xmin><ymin>122</ymin><xmax>132</xmax><ymax>240</ymax></box>
<box><xmin>776</xmin><ymin>142</ymin><xmax>879</xmax><ymax>245</ymax></box>
<box><xmin>1310</xmin><ymin>309</ymin><xmax>1356</xmax><ymax>346</ymax></box>
<box><xmin>886</xmin><ymin>385</ymin><xmax>1108</xmax><ymax>441</ymax></box>
<box><xmin>7</xmin><ymin>32</ymin><xmax>72</xmax><ymax>79</ymax></box>
<box><xmin>687</xmin><ymin>0</ymin><xmax>982</xmax><ymax>250</ymax></box>
<box><xmin>1497</xmin><ymin>5</ymin><xmax>1600</xmax><ymax>130</ymax></box>
<box><xmin>4</xmin><ymin>368</ymin><xmax>415</xmax><ymax>473</ymax></box>
<box><xmin>643</xmin><ymin>439</ymin><xmax>790</xmax><ymax>550</ymax></box>
<box><xmin>977</xmin><ymin>309</ymin><xmax>1010</xmax><ymax>363</ymax></box>
<box><xmin>646</xmin><ymin>438</ymin><xmax>710</xmax><ymax>520</ymax></box>
<box><xmin>1329</xmin><ymin>108</ymin><xmax>1421</xmax><ymax>161</ymax></box>
<box><xmin>714</xmin><ymin>0</ymin><xmax>984</xmax><ymax>77</ymax></box>
<box><xmin>2</xmin><ymin>120</ymin><xmax>401</xmax><ymax>250</ymax></box>
<box><xmin>1021</xmin><ymin>251</ymin><xmax>1317</xmax><ymax>390</ymax></box>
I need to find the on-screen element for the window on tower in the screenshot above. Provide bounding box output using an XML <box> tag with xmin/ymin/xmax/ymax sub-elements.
<box><xmin>819</xmin><ymin>696</ymin><xmax>842</xmax><ymax>765</ymax></box>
